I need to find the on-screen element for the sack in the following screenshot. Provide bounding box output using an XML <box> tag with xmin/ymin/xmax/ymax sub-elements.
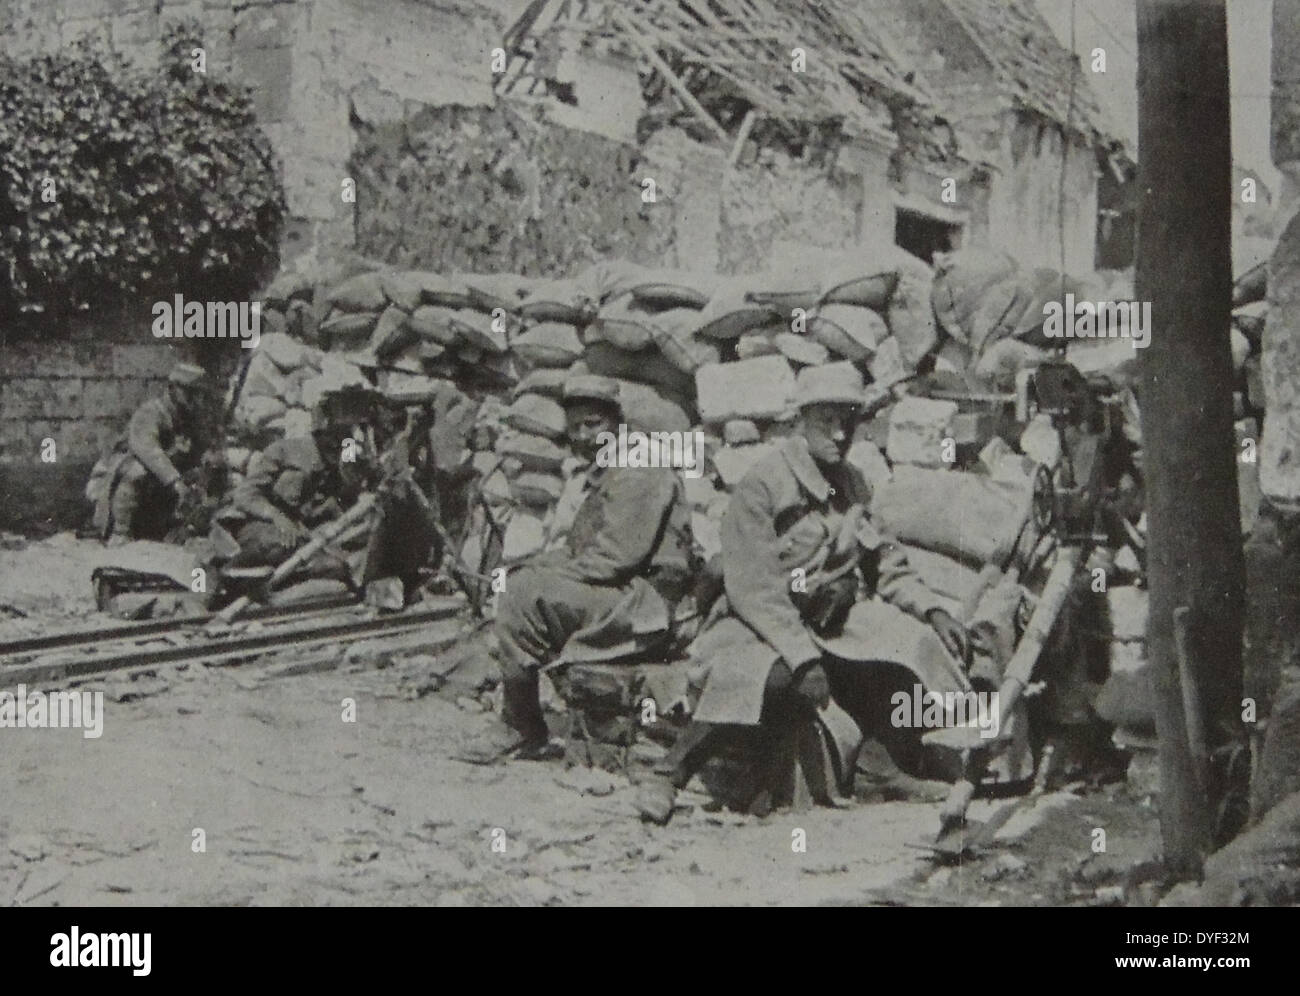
<box><xmin>871</xmin><ymin>465</ymin><xmax>1034</xmax><ymax>567</ymax></box>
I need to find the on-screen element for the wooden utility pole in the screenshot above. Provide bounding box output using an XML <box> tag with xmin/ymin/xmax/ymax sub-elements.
<box><xmin>1135</xmin><ymin>0</ymin><xmax>1246</xmax><ymax>878</ymax></box>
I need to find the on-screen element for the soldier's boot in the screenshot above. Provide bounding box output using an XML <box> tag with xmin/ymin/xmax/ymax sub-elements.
<box><xmin>454</xmin><ymin>666</ymin><xmax>562</xmax><ymax>765</ymax></box>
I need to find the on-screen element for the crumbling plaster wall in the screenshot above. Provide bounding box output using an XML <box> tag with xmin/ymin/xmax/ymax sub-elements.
<box><xmin>985</xmin><ymin>111</ymin><xmax>1098</xmax><ymax>273</ymax></box>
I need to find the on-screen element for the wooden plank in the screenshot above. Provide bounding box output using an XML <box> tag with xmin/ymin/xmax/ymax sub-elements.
<box><xmin>727</xmin><ymin>108</ymin><xmax>757</xmax><ymax>166</ymax></box>
<box><xmin>611</xmin><ymin>10</ymin><xmax>728</xmax><ymax>142</ymax></box>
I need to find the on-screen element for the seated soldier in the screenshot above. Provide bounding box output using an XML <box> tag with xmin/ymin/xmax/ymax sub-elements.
<box><xmin>86</xmin><ymin>363</ymin><xmax>210</xmax><ymax>543</ymax></box>
<box><xmin>635</xmin><ymin>363</ymin><xmax>969</xmax><ymax>824</ymax></box>
<box><xmin>205</xmin><ymin>392</ymin><xmax>378</xmax><ymax>599</ymax></box>
<box><xmin>456</xmin><ymin>374</ymin><xmax>693</xmax><ymax>764</ymax></box>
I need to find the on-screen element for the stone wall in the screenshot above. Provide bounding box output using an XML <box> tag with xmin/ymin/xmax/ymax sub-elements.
<box><xmin>0</xmin><ymin>313</ymin><xmax>198</xmax><ymax>534</ymax></box>
<box><xmin>351</xmin><ymin>104</ymin><xmax>677</xmax><ymax>277</ymax></box>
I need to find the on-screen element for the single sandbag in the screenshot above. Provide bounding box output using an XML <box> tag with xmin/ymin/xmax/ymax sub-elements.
<box><xmin>520</xmin><ymin>279</ymin><xmax>598</xmax><ymax>324</ymax></box>
<box><xmin>650</xmin><ymin>308</ymin><xmax>722</xmax><ymax>373</ymax></box>
<box><xmin>319</xmin><ymin>310</ymin><xmax>379</xmax><ymax>349</ymax></box>
<box><xmin>808</xmin><ymin>304</ymin><xmax>885</xmax><ymax>362</ymax></box>
<box><xmin>735</xmin><ymin>330</ymin><xmax>779</xmax><ymax>359</ymax></box>
<box><xmin>583</xmin><ymin>341</ymin><xmax>696</xmax><ymax>399</ymax></box>
<box><xmin>326</xmin><ymin>272</ymin><xmax>388</xmax><ymax>313</ymax></box>
<box><xmin>504</xmin><ymin>393</ymin><xmax>566</xmax><ymax>440</ymax></box>
<box><xmin>406</xmin><ymin>305</ymin><xmax>459</xmax><ymax>345</ymax></box>
<box><xmin>511</xmin><ymin>472</ymin><xmax>565</xmax><ymax>507</ymax></box>
<box><xmin>463</xmin><ymin>272</ymin><xmax>535</xmax><ymax>313</ymax></box>
<box><xmin>885</xmin><ymin>250</ymin><xmax>938</xmax><ymax>368</ymax></box>
<box><xmin>629</xmin><ymin>271</ymin><xmax>718</xmax><ymax>310</ymax></box>
<box><xmin>775</xmin><ymin>332</ymin><xmax>829</xmax><ymax>367</ymax></box>
<box><xmin>817</xmin><ymin>251</ymin><xmax>901</xmax><ymax>310</ymax></box>
<box><xmin>615</xmin><ymin>380</ymin><xmax>693</xmax><ymax>435</ymax></box>
<box><xmin>370</xmin><ymin>305</ymin><xmax>415</xmax><ymax>360</ymax></box>
<box><xmin>381</xmin><ymin>271</ymin><xmax>425</xmax><ymax>312</ymax></box>
<box><xmin>409</xmin><ymin>272</ymin><xmax>472</xmax><ymax>310</ymax></box>
<box><xmin>692</xmin><ymin>282</ymin><xmax>781</xmax><ymax>340</ymax></box>
<box><xmin>512</xmin><ymin>322</ymin><xmax>584</xmax><ymax>368</ymax></box>
<box><xmin>450</xmin><ymin>309</ymin><xmax>508</xmax><ymax>354</ymax></box>
<box><xmin>930</xmin><ymin>248</ymin><xmax>1019</xmax><ymax>344</ymax></box>
<box><xmin>512</xmin><ymin>368</ymin><xmax>569</xmax><ymax>400</ymax></box>
<box><xmin>871</xmin><ymin>465</ymin><xmax>1034</xmax><ymax>567</ymax></box>
<box><xmin>496</xmin><ymin>430</ymin><xmax>570</xmax><ymax>472</ymax></box>
<box><xmin>590</xmin><ymin>295</ymin><xmax>658</xmax><ymax>351</ymax></box>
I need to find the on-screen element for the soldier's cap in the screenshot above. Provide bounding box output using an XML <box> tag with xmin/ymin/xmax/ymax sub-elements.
<box><xmin>791</xmin><ymin>361</ymin><xmax>866</xmax><ymax>410</ymax></box>
<box><xmin>168</xmin><ymin>363</ymin><xmax>207</xmax><ymax>387</ymax></box>
<box><xmin>561</xmin><ymin>373</ymin><xmax>622</xmax><ymax>410</ymax></box>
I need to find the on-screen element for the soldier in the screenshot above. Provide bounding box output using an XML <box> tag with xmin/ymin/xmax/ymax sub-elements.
<box><xmin>206</xmin><ymin>391</ymin><xmax>378</xmax><ymax>597</ymax></box>
<box><xmin>635</xmin><ymin>362</ymin><xmax>969</xmax><ymax>823</ymax></box>
<box><xmin>87</xmin><ymin>362</ymin><xmax>210</xmax><ymax>543</ymax></box>
<box><xmin>456</xmin><ymin>374</ymin><xmax>693</xmax><ymax>764</ymax></box>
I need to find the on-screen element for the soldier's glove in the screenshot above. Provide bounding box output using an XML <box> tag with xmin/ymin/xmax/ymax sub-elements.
<box><xmin>792</xmin><ymin>661</ymin><xmax>831</xmax><ymax>711</ymax></box>
<box><xmin>169</xmin><ymin>478</ymin><xmax>190</xmax><ymax>503</ymax></box>
<box><xmin>926</xmin><ymin>608</ymin><xmax>970</xmax><ymax>664</ymax></box>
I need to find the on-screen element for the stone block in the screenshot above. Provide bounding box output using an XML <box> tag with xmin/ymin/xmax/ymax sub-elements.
<box><xmin>886</xmin><ymin>396</ymin><xmax>957</xmax><ymax>468</ymax></box>
<box><xmin>112</xmin><ymin>344</ymin><xmax>181</xmax><ymax>380</ymax></box>
<box><xmin>0</xmin><ymin>378</ymin><xmax>84</xmax><ymax>420</ymax></box>
<box><xmin>695</xmin><ymin>356</ymin><xmax>794</xmax><ymax>424</ymax></box>
<box><xmin>723</xmin><ymin>419</ymin><xmax>760</xmax><ymax>446</ymax></box>
<box><xmin>81</xmin><ymin>378</ymin><xmax>150</xmax><ymax>419</ymax></box>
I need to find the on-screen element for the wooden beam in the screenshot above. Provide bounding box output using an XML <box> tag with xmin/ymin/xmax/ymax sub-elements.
<box><xmin>1136</xmin><ymin>0</ymin><xmax>1244</xmax><ymax>876</ymax></box>
<box><xmin>611</xmin><ymin>10</ymin><xmax>729</xmax><ymax>142</ymax></box>
<box><xmin>727</xmin><ymin>108</ymin><xmax>757</xmax><ymax>166</ymax></box>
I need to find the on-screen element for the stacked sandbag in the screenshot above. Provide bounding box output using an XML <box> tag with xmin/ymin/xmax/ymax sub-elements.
<box><xmin>243</xmin><ymin>250</ymin><xmax>1138</xmax><ymax>619</ymax></box>
<box><xmin>929</xmin><ymin>248</ymin><xmax>1093</xmax><ymax>390</ymax></box>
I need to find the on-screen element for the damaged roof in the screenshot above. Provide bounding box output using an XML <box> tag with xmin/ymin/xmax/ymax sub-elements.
<box><xmin>499</xmin><ymin>0</ymin><xmax>939</xmax><ymax>139</ymax></box>
<box><xmin>939</xmin><ymin>0</ymin><xmax>1123</xmax><ymax>150</ymax></box>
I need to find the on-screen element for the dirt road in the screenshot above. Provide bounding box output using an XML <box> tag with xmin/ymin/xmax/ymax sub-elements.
<box><xmin>0</xmin><ymin>536</ymin><xmax>1160</xmax><ymax>906</ymax></box>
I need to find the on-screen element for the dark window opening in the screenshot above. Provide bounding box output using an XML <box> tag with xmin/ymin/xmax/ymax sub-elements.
<box><xmin>894</xmin><ymin>208</ymin><xmax>961</xmax><ymax>264</ymax></box>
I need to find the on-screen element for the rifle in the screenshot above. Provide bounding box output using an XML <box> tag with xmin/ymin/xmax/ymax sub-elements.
<box><xmin>210</xmin><ymin>493</ymin><xmax>377</xmax><ymax>627</ymax></box>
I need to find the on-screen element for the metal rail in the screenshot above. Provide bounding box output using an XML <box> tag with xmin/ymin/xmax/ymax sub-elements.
<box><xmin>0</xmin><ymin>593</ymin><xmax>360</xmax><ymax>661</ymax></box>
<box><xmin>2</xmin><ymin>596</ymin><xmax>467</xmax><ymax>687</ymax></box>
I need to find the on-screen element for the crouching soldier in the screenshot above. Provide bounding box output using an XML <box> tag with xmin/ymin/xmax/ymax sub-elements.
<box><xmin>205</xmin><ymin>392</ymin><xmax>378</xmax><ymax>600</ymax></box>
<box><xmin>456</xmin><ymin>374</ymin><xmax>693</xmax><ymax>764</ymax></box>
<box><xmin>635</xmin><ymin>363</ymin><xmax>969</xmax><ymax>823</ymax></box>
<box><xmin>86</xmin><ymin>363</ymin><xmax>210</xmax><ymax>543</ymax></box>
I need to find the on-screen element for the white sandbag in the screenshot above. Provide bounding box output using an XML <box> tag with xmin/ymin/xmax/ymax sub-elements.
<box><xmin>871</xmin><ymin>465</ymin><xmax>1034</xmax><ymax>567</ymax></box>
<box><xmin>808</xmin><ymin>304</ymin><xmax>886</xmax><ymax>362</ymax></box>
<box><xmin>512</xmin><ymin>322</ymin><xmax>584</xmax><ymax>368</ymax></box>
